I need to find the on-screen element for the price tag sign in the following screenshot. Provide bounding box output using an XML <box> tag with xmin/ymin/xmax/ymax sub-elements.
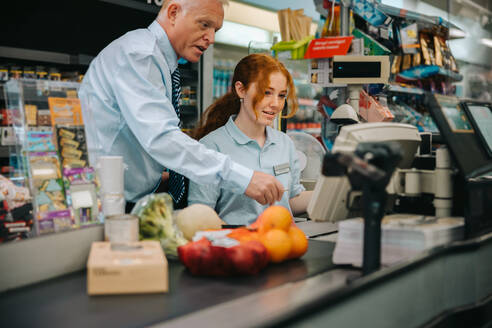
<box><xmin>304</xmin><ymin>36</ymin><xmax>354</xmax><ymax>59</ymax></box>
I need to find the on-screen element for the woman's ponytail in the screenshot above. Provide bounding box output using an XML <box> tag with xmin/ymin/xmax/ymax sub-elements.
<box><xmin>192</xmin><ymin>91</ymin><xmax>240</xmax><ymax>140</ymax></box>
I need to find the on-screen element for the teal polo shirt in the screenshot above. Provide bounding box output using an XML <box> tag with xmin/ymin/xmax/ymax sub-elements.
<box><xmin>188</xmin><ymin>115</ymin><xmax>305</xmax><ymax>225</ymax></box>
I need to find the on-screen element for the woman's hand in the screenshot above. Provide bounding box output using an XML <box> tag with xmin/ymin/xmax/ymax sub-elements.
<box><xmin>289</xmin><ymin>191</ymin><xmax>313</xmax><ymax>216</ymax></box>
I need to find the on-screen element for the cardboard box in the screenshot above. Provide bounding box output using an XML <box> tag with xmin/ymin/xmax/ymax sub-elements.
<box><xmin>87</xmin><ymin>241</ymin><xmax>168</xmax><ymax>295</ymax></box>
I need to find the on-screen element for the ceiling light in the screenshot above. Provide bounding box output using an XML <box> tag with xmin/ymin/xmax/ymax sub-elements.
<box><xmin>480</xmin><ymin>38</ymin><xmax>492</xmax><ymax>48</ymax></box>
<box><xmin>449</xmin><ymin>28</ymin><xmax>467</xmax><ymax>39</ymax></box>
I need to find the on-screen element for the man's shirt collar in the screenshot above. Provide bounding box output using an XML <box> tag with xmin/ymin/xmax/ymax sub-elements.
<box><xmin>148</xmin><ymin>20</ymin><xmax>179</xmax><ymax>73</ymax></box>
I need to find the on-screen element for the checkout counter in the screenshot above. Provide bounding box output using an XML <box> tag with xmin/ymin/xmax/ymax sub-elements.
<box><xmin>0</xmin><ymin>94</ymin><xmax>491</xmax><ymax>327</ymax></box>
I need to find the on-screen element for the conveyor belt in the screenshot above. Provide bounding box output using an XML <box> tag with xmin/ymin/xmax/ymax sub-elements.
<box><xmin>0</xmin><ymin>240</ymin><xmax>337</xmax><ymax>328</ymax></box>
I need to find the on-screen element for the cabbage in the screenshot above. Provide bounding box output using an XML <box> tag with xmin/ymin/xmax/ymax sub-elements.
<box><xmin>131</xmin><ymin>193</ymin><xmax>187</xmax><ymax>258</ymax></box>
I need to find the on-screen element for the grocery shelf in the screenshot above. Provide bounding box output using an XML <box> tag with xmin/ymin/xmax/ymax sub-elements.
<box><xmin>398</xmin><ymin>65</ymin><xmax>463</xmax><ymax>82</ymax></box>
<box><xmin>377</xmin><ymin>3</ymin><xmax>464</xmax><ymax>39</ymax></box>
<box><xmin>97</xmin><ymin>0</ymin><xmax>159</xmax><ymax>13</ymax></box>
<box><xmin>386</xmin><ymin>84</ymin><xmax>425</xmax><ymax>95</ymax></box>
<box><xmin>0</xmin><ymin>46</ymin><xmax>93</xmax><ymax>66</ymax></box>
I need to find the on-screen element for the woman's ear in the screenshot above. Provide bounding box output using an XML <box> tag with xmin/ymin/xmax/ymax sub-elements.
<box><xmin>235</xmin><ymin>81</ymin><xmax>246</xmax><ymax>99</ymax></box>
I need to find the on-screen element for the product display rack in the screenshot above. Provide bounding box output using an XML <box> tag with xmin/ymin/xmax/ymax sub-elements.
<box><xmin>3</xmin><ymin>79</ymin><xmax>101</xmax><ymax>239</ymax></box>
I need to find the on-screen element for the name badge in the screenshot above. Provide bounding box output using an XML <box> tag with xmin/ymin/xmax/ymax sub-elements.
<box><xmin>273</xmin><ymin>163</ymin><xmax>290</xmax><ymax>176</ymax></box>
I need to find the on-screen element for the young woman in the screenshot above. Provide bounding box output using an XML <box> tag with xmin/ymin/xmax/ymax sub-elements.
<box><xmin>188</xmin><ymin>54</ymin><xmax>312</xmax><ymax>225</ymax></box>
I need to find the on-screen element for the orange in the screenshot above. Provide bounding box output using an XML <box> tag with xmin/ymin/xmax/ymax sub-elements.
<box><xmin>260</xmin><ymin>229</ymin><xmax>292</xmax><ymax>263</ymax></box>
<box><xmin>257</xmin><ymin>205</ymin><xmax>293</xmax><ymax>234</ymax></box>
<box><xmin>287</xmin><ymin>226</ymin><xmax>308</xmax><ymax>259</ymax></box>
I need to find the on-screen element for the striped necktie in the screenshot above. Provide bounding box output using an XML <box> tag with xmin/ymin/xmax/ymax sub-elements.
<box><xmin>168</xmin><ymin>68</ymin><xmax>187</xmax><ymax>208</ymax></box>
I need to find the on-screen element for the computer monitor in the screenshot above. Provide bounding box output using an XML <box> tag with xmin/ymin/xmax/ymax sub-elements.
<box><xmin>426</xmin><ymin>94</ymin><xmax>492</xmax><ymax>178</ymax></box>
<box><xmin>461</xmin><ymin>101</ymin><xmax>492</xmax><ymax>158</ymax></box>
<box><xmin>307</xmin><ymin>122</ymin><xmax>421</xmax><ymax>222</ymax></box>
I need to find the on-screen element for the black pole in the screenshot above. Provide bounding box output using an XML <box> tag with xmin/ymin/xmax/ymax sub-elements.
<box><xmin>362</xmin><ymin>186</ymin><xmax>387</xmax><ymax>275</ymax></box>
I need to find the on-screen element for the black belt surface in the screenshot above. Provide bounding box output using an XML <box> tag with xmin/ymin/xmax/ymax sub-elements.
<box><xmin>0</xmin><ymin>240</ymin><xmax>336</xmax><ymax>328</ymax></box>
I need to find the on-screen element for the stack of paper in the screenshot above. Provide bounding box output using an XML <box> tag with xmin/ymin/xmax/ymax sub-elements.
<box><xmin>333</xmin><ymin>214</ymin><xmax>464</xmax><ymax>267</ymax></box>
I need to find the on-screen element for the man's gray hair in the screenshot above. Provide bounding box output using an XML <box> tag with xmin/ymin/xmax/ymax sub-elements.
<box><xmin>162</xmin><ymin>0</ymin><xmax>229</xmax><ymax>8</ymax></box>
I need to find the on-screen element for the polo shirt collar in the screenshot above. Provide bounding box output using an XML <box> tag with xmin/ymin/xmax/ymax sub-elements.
<box><xmin>148</xmin><ymin>20</ymin><xmax>178</xmax><ymax>73</ymax></box>
<box><xmin>225</xmin><ymin>115</ymin><xmax>278</xmax><ymax>147</ymax></box>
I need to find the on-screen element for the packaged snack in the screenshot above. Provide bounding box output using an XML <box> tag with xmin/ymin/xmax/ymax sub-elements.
<box><xmin>38</xmin><ymin>209</ymin><xmax>72</xmax><ymax>234</ymax></box>
<box><xmin>400</xmin><ymin>23</ymin><xmax>419</xmax><ymax>54</ymax></box>
<box><xmin>61</xmin><ymin>147</ymin><xmax>83</xmax><ymax>159</ymax></box>
<box><xmin>25</xmin><ymin>105</ymin><xmax>38</xmax><ymax>126</ymax></box>
<box><xmin>419</xmin><ymin>33</ymin><xmax>434</xmax><ymax>66</ymax></box>
<box><xmin>412</xmin><ymin>52</ymin><xmax>421</xmax><ymax>67</ymax></box>
<box><xmin>434</xmin><ymin>35</ymin><xmax>443</xmax><ymax>67</ymax></box>
<box><xmin>401</xmin><ymin>54</ymin><xmax>412</xmax><ymax>71</ymax></box>
<box><xmin>27</xmin><ymin>130</ymin><xmax>56</xmax><ymax>152</ymax></box>
<box><xmin>56</xmin><ymin>126</ymin><xmax>88</xmax><ymax>168</ymax></box>
<box><xmin>391</xmin><ymin>56</ymin><xmax>403</xmax><ymax>74</ymax></box>
<box><xmin>58</xmin><ymin>128</ymin><xmax>75</xmax><ymax>139</ymax></box>
<box><xmin>48</xmin><ymin>97</ymin><xmax>83</xmax><ymax>126</ymax></box>
<box><xmin>29</xmin><ymin>152</ymin><xmax>67</xmax><ymax>213</ymax></box>
<box><xmin>59</xmin><ymin>137</ymin><xmax>80</xmax><ymax>149</ymax></box>
<box><xmin>63</xmin><ymin>167</ymin><xmax>99</xmax><ymax>226</ymax></box>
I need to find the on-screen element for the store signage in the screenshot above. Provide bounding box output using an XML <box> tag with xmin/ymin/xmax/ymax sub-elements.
<box><xmin>146</xmin><ymin>0</ymin><xmax>163</xmax><ymax>5</ymax></box>
<box><xmin>304</xmin><ymin>36</ymin><xmax>354</xmax><ymax>59</ymax></box>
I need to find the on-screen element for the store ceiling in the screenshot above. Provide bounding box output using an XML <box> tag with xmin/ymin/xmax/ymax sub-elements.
<box><xmin>237</xmin><ymin>0</ymin><xmax>320</xmax><ymax>21</ymax></box>
<box><xmin>237</xmin><ymin>0</ymin><xmax>490</xmax><ymax>22</ymax></box>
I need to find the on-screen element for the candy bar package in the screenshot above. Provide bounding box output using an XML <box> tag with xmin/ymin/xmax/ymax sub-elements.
<box><xmin>391</xmin><ymin>55</ymin><xmax>402</xmax><ymax>74</ymax></box>
<box><xmin>433</xmin><ymin>35</ymin><xmax>443</xmax><ymax>67</ymax></box>
<box><xmin>24</xmin><ymin>104</ymin><xmax>38</xmax><ymax>126</ymax></box>
<box><xmin>38</xmin><ymin>209</ymin><xmax>73</xmax><ymax>235</ymax></box>
<box><xmin>37</xmin><ymin>109</ymin><xmax>52</xmax><ymax>126</ymax></box>
<box><xmin>412</xmin><ymin>52</ymin><xmax>421</xmax><ymax>67</ymax></box>
<box><xmin>436</xmin><ymin>36</ymin><xmax>458</xmax><ymax>72</ymax></box>
<box><xmin>28</xmin><ymin>152</ymin><xmax>67</xmax><ymax>213</ymax></box>
<box><xmin>400</xmin><ymin>23</ymin><xmax>419</xmax><ymax>54</ymax></box>
<box><xmin>401</xmin><ymin>54</ymin><xmax>412</xmax><ymax>71</ymax></box>
<box><xmin>419</xmin><ymin>33</ymin><xmax>435</xmax><ymax>66</ymax></box>
<box><xmin>26</xmin><ymin>130</ymin><xmax>56</xmax><ymax>152</ymax></box>
<box><xmin>63</xmin><ymin>167</ymin><xmax>99</xmax><ymax>226</ymax></box>
<box><xmin>55</xmin><ymin>125</ymin><xmax>88</xmax><ymax>169</ymax></box>
<box><xmin>48</xmin><ymin>97</ymin><xmax>84</xmax><ymax>126</ymax></box>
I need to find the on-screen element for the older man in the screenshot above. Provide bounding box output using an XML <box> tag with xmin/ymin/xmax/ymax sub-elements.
<box><xmin>79</xmin><ymin>0</ymin><xmax>284</xmax><ymax>210</ymax></box>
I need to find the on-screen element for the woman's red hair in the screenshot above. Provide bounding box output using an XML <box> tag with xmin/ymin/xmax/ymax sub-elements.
<box><xmin>192</xmin><ymin>54</ymin><xmax>298</xmax><ymax>140</ymax></box>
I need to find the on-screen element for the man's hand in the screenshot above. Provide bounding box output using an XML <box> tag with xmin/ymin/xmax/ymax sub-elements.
<box><xmin>245</xmin><ymin>171</ymin><xmax>284</xmax><ymax>205</ymax></box>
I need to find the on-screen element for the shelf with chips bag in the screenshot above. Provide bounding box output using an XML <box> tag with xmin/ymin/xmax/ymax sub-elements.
<box><xmin>385</xmin><ymin>83</ymin><xmax>425</xmax><ymax>96</ymax></box>
<box><xmin>390</xmin><ymin>32</ymin><xmax>462</xmax><ymax>96</ymax></box>
<box><xmin>396</xmin><ymin>65</ymin><xmax>463</xmax><ymax>83</ymax></box>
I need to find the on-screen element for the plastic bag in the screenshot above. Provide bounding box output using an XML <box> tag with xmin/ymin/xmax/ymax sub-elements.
<box><xmin>178</xmin><ymin>230</ymin><xmax>269</xmax><ymax>276</ymax></box>
<box><xmin>131</xmin><ymin>193</ymin><xmax>187</xmax><ymax>258</ymax></box>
